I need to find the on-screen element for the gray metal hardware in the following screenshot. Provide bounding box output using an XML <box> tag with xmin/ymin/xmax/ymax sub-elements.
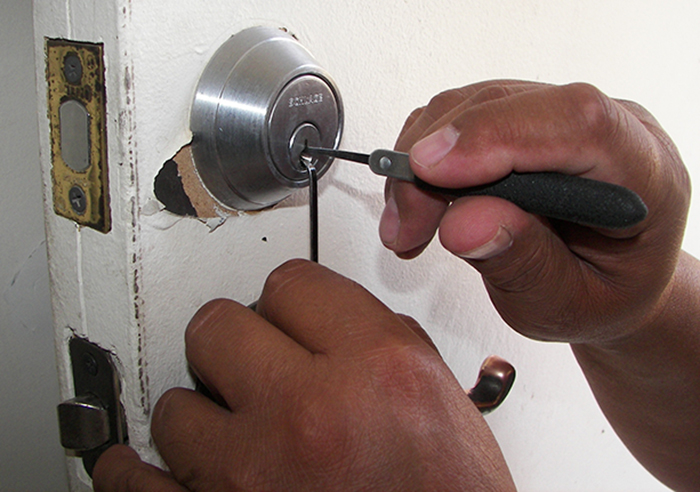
<box><xmin>59</xmin><ymin>99</ymin><xmax>90</xmax><ymax>172</ymax></box>
<box><xmin>57</xmin><ymin>337</ymin><xmax>127</xmax><ymax>477</ymax></box>
<box><xmin>190</xmin><ymin>26</ymin><xmax>343</xmax><ymax>210</ymax></box>
<box><xmin>68</xmin><ymin>185</ymin><xmax>87</xmax><ymax>214</ymax></box>
<box><xmin>57</xmin><ymin>395</ymin><xmax>110</xmax><ymax>451</ymax></box>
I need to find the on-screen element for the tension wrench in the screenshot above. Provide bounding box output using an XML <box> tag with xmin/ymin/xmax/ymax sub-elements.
<box><xmin>300</xmin><ymin>156</ymin><xmax>319</xmax><ymax>263</ymax></box>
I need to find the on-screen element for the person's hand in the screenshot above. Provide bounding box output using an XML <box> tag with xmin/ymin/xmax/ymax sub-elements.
<box><xmin>93</xmin><ymin>259</ymin><xmax>516</xmax><ymax>491</ymax></box>
<box><xmin>380</xmin><ymin>80</ymin><xmax>690</xmax><ymax>344</ymax></box>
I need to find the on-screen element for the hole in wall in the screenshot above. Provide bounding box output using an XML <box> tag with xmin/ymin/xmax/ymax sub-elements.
<box><xmin>153</xmin><ymin>159</ymin><xmax>196</xmax><ymax>217</ymax></box>
<box><xmin>154</xmin><ymin>144</ymin><xmax>234</xmax><ymax>221</ymax></box>
<box><xmin>153</xmin><ymin>142</ymin><xmax>305</xmax><ymax>230</ymax></box>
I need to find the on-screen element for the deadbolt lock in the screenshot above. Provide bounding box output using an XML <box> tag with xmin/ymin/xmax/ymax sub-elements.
<box><xmin>190</xmin><ymin>26</ymin><xmax>344</xmax><ymax>210</ymax></box>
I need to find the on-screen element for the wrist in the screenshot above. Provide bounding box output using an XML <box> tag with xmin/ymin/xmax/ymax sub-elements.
<box><xmin>570</xmin><ymin>251</ymin><xmax>700</xmax><ymax>490</ymax></box>
<box><xmin>573</xmin><ymin>250</ymin><xmax>696</xmax><ymax>374</ymax></box>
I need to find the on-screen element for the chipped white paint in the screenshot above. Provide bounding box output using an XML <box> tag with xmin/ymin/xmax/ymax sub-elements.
<box><xmin>32</xmin><ymin>0</ymin><xmax>700</xmax><ymax>490</ymax></box>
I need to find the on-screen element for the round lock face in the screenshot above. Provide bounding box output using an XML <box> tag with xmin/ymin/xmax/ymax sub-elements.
<box><xmin>268</xmin><ymin>75</ymin><xmax>339</xmax><ymax>181</ymax></box>
<box><xmin>190</xmin><ymin>26</ymin><xmax>344</xmax><ymax>211</ymax></box>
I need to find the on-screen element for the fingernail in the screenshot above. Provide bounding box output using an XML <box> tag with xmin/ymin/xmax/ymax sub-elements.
<box><xmin>411</xmin><ymin>125</ymin><xmax>460</xmax><ymax>169</ymax></box>
<box><xmin>457</xmin><ymin>227</ymin><xmax>513</xmax><ymax>260</ymax></box>
<box><xmin>379</xmin><ymin>195</ymin><xmax>400</xmax><ymax>246</ymax></box>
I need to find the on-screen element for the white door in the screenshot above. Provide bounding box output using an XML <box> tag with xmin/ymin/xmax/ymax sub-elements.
<box><xmin>34</xmin><ymin>0</ymin><xmax>699</xmax><ymax>490</ymax></box>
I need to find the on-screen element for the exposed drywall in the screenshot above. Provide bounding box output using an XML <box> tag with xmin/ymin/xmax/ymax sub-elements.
<box><xmin>0</xmin><ymin>0</ymin><xmax>69</xmax><ymax>490</ymax></box>
<box><xmin>32</xmin><ymin>0</ymin><xmax>699</xmax><ymax>490</ymax></box>
<box><xmin>154</xmin><ymin>144</ymin><xmax>231</xmax><ymax>221</ymax></box>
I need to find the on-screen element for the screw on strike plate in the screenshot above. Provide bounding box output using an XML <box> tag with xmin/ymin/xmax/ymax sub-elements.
<box><xmin>63</xmin><ymin>53</ymin><xmax>83</xmax><ymax>84</ymax></box>
<box><xmin>69</xmin><ymin>186</ymin><xmax>87</xmax><ymax>215</ymax></box>
<box><xmin>82</xmin><ymin>352</ymin><xmax>99</xmax><ymax>376</ymax></box>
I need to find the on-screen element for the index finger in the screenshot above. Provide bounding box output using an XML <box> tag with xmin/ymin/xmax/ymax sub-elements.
<box><xmin>410</xmin><ymin>83</ymin><xmax>647</xmax><ymax>189</ymax></box>
<box><xmin>185</xmin><ymin>298</ymin><xmax>310</xmax><ymax>409</ymax></box>
<box><xmin>395</xmin><ymin>81</ymin><xmax>546</xmax><ymax>153</ymax></box>
<box><xmin>257</xmin><ymin>259</ymin><xmax>428</xmax><ymax>356</ymax></box>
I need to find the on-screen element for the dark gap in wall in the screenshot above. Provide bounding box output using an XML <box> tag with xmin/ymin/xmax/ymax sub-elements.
<box><xmin>154</xmin><ymin>159</ymin><xmax>197</xmax><ymax>217</ymax></box>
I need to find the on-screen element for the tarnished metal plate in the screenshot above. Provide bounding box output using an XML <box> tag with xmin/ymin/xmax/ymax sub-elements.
<box><xmin>46</xmin><ymin>39</ymin><xmax>110</xmax><ymax>232</ymax></box>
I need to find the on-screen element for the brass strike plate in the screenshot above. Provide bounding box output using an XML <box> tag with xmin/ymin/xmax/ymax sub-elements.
<box><xmin>46</xmin><ymin>39</ymin><xmax>110</xmax><ymax>233</ymax></box>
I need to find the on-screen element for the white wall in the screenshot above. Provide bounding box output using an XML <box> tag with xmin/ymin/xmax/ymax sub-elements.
<box><xmin>0</xmin><ymin>0</ymin><xmax>69</xmax><ymax>490</ymax></box>
<box><xmin>27</xmin><ymin>0</ymin><xmax>700</xmax><ymax>491</ymax></box>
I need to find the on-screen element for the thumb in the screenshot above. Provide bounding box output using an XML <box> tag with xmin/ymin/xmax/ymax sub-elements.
<box><xmin>92</xmin><ymin>445</ymin><xmax>188</xmax><ymax>492</ymax></box>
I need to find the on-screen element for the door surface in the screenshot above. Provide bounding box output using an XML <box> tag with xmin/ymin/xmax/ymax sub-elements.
<box><xmin>33</xmin><ymin>0</ymin><xmax>699</xmax><ymax>490</ymax></box>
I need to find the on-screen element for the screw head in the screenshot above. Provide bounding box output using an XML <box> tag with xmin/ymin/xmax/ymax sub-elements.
<box><xmin>69</xmin><ymin>186</ymin><xmax>87</xmax><ymax>214</ymax></box>
<box><xmin>378</xmin><ymin>156</ymin><xmax>393</xmax><ymax>171</ymax></box>
<box><xmin>63</xmin><ymin>53</ymin><xmax>83</xmax><ymax>84</ymax></box>
<box><xmin>82</xmin><ymin>352</ymin><xmax>99</xmax><ymax>377</ymax></box>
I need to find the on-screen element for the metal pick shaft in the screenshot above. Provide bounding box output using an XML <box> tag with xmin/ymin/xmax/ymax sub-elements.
<box><xmin>302</xmin><ymin>157</ymin><xmax>319</xmax><ymax>263</ymax></box>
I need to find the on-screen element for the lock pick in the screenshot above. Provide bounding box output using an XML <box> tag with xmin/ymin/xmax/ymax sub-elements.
<box><xmin>303</xmin><ymin>146</ymin><xmax>648</xmax><ymax>229</ymax></box>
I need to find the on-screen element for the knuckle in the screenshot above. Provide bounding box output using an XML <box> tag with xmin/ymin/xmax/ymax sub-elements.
<box><xmin>282</xmin><ymin>352</ymin><xmax>454</xmax><ymax>485</ymax></box>
<box><xmin>488</xmin><ymin>240</ymin><xmax>551</xmax><ymax>295</ymax></box>
<box><xmin>263</xmin><ymin>258</ymin><xmax>312</xmax><ymax>297</ymax></box>
<box><xmin>408</xmin><ymin>106</ymin><xmax>425</xmax><ymax>120</ymax></box>
<box><xmin>369</xmin><ymin>344</ymin><xmax>451</xmax><ymax>406</ymax></box>
<box><xmin>404</xmin><ymin>106</ymin><xmax>425</xmax><ymax>127</ymax></box>
<box><xmin>561</xmin><ymin>82</ymin><xmax>618</xmax><ymax>141</ymax></box>
<box><xmin>263</xmin><ymin>260</ymin><xmax>363</xmax><ymax>309</ymax></box>
<box><xmin>285</xmin><ymin>347</ymin><xmax>451</xmax><ymax>465</ymax></box>
<box><xmin>184</xmin><ymin>299</ymin><xmax>244</xmax><ymax>356</ymax></box>
<box><xmin>424</xmin><ymin>88</ymin><xmax>466</xmax><ymax>117</ymax></box>
<box><xmin>469</xmin><ymin>84</ymin><xmax>510</xmax><ymax>105</ymax></box>
<box><xmin>427</xmin><ymin>88</ymin><xmax>459</xmax><ymax>108</ymax></box>
<box><xmin>286</xmin><ymin>390</ymin><xmax>359</xmax><ymax>471</ymax></box>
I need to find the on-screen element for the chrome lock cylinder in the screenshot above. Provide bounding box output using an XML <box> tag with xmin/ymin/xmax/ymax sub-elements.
<box><xmin>190</xmin><ymin>26</ymin><xmax>343</xmax><ymax>210</ymax></box>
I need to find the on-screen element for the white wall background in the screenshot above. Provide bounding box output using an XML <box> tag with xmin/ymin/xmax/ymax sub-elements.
<box><xmin>8</xmin><ymin>0</ymin><xmax>699</xmax><ymax>490</ymax></box>
<box><xmin>0</xmin><ymin>0</ymin><xmax>69</xmax><ymax>490</ymax></box>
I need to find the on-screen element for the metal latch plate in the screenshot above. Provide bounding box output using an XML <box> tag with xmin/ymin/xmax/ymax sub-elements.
<box><xmin>46</xmin><ymin>39</ymin><xmax>110</xmax><ymax>232</ymax></box>
<box><xmin>57</xmin><ymin>337</ymin><xmax>127</xmax><ymax>476</ymax></box>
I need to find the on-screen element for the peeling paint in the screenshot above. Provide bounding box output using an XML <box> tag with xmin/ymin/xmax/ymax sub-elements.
<box><xmin>151</xmin><ymin>144</ymin><xmax>234</xmax><ymax>231</ymax></box>
<box><xmin>160</xmin><ymin>144</ymin><xmax>233</xmax><ymax>220</ymax></box>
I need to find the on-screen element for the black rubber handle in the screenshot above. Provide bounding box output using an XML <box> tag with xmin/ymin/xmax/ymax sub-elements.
<box><xmin>416</xmin><ymin>172</ymin><xmax>648</xmax><ymax>229</ymax></box>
